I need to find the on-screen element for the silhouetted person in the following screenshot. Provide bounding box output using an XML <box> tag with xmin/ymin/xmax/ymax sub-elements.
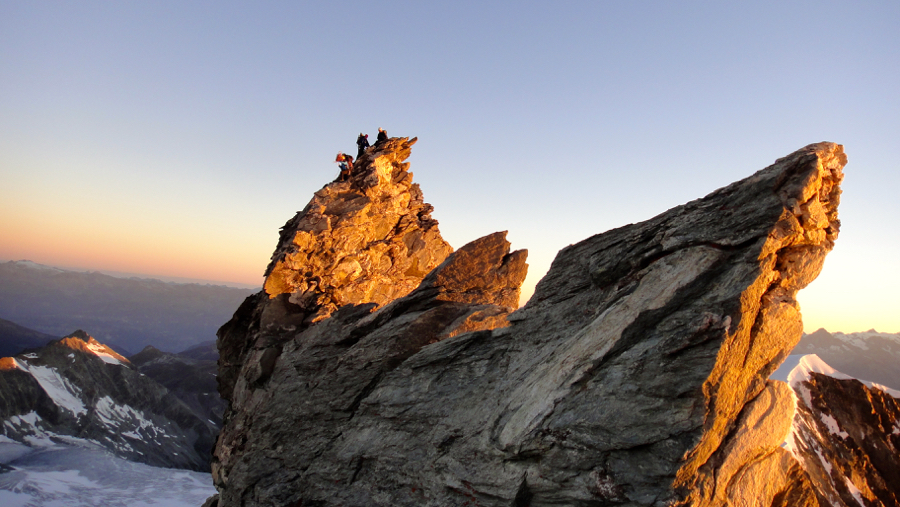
<box><xmin>356</xmin><ymin>133</ymin><xmax>369</xmax><ymax>159</ymax></box>
<box><xmin>375</xmin><ymin>127</ymin><xmax>388</xmax><ymax>147</ymax></box>
<box><xmin>335</xmin><ymin>152</ymin><xmax>354</xmax><ymax>181</ymax></box>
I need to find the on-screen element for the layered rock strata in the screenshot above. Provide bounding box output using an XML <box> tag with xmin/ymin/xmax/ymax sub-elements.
<box><xmin>211</xmin><ymin>142</ymin><xmax>844</xmax><ymax>506</ymax></box>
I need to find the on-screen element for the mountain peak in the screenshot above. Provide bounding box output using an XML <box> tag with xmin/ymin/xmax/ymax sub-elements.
<box><xmin>64</xmin><ymin>329</ymin><xmax>92</xmax><ymax>342</ymax></box>
<box><xmin>0</xmin><ymin>356</ymin><xmax>19</xmax><ymax>370</ymax></box>
<box><xmin>56</xmin><ymin>330</ymin><xmax>130</xmax><ymax>366</ymax></box>
<box><xmin>262</xmin><ymin>135</ymin><xmax>451</xmax><ymax>322</ymax></box>
<box><xmin>217</xmin><ymin>135</ymin><xmax>456</xmax><ymax>412</ymax></box>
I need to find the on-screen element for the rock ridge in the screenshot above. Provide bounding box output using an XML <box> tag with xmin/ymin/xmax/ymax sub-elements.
<box><xmin>210</xmin><ymin>142</ymin><xmax>845</xmax><ymax>506</ymax></box>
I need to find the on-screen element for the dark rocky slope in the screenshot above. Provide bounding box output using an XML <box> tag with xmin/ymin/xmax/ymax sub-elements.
<box><xmin>778</xmin><ymin>355</ymin><xmax>900</xmax><ymax>507</ymax></box>
<box><xmin>130</xmin><ymin>344</ymin><xmax>224</xmax><ymax>428</ymax></box>
<box><xmin>0</xmin><ymin>317</ymin><xmax>57</xmax><ymax>358</ymax></box>
<box><xmin>210</xmin><ymin>141</ymin><xmax>845</xmax><ymax>506</ymax></box>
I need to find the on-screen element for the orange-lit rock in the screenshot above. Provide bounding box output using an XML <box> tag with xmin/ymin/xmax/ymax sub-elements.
<box><xmin>263</xmin><ymin>137</ymin><xmax>452</xmax><ymax>323</ymax></box>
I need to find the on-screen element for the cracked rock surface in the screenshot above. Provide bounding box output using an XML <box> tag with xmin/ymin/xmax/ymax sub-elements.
<box><xmin>210</xmin><ymin>142</ymin><xmax>844</xmax><ymax>506</ymax></box>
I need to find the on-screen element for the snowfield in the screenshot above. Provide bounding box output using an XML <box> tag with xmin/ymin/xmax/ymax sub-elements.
<box><xmin>0</xmin><ymin>444</ymin><xmax>215</xmax><ymax>507</ymax></box>
<box><xmin>772</xmin><ymin>353</ymin><xmax>900</xmax><ymax>397</ymax></box>
<box><xmin>15</xmin><ymin>362</ymin><xmax>87</xmax><ymax>417</ymax></box>
<box><xmin>84</xmin><ymin>341</ymin><xmax>128</xmax><ymax>366</ymax></box>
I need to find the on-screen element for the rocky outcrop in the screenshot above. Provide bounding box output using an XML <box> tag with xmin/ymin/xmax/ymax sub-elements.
<box><xmin>213</xmin><ymin>136</ymin><xmax>459</xmax><ymax>497</ymax></box>
<box><xmin>779</xmin><ymin>354</ymin><xmax>900</xmax><ymax>506</ymax></box>
<box><xmin>264</xmin><ymin>136</ymin><xmax>451</xmax><ymax>318</ymax></box>
<box><xmin>0</xmin><ymin>330</ymin><xmax>217</xmax><ymax>471</ymax></box>
<box><xmin>211</xmin><ymin>142</ymin><xmax>844</xmax><ymax>506</ymax></box>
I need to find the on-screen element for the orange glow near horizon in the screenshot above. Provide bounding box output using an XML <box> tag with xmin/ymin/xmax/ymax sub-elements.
<box><xmin>2</xmin><ymin>208</ymin><xmax>895</xmax><ymax>334</ymax></box>
<box><xmin>0</xmin><ymin>217</ymin><xmax>267</xmax><ymax>287</ymax></box>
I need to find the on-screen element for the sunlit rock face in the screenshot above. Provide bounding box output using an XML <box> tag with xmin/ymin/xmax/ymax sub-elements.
<box><xmin>210</xmin><ymin>142</ymin><xmax>844</xmax><ymax>507</ymax></box>
<box><xmin>215</xmin><ymin>136</ymin><xmax>453</xmax><ymax>406</ymax></box>
<box><xmin>264</xmin><ymin>136</ymin><xmax>452</xmax><ymax>319</ymax></box>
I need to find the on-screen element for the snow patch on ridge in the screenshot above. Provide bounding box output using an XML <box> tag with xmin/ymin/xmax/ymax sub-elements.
<box><xmin>93</xmin><ymin>396</ymin><xmax>170</xmax><ymax>441</ymax></box>
<box><xmin>85</xmin><ymin>341</ymin><xmax>127</xmax><ymax>366</ymax></box>
<box><xmin>819</xmin><ymin>413</ymin><xmax>849</xmax><ymax>439</ymax></box>
<box><xmin>4</xmin><ymin>412</ymin><xmax>44</xmax><ymax>434</ymax></box>
<box><xmin>843</xmin><ymin>478</ymin><xmax>866</xmax><ymax>507</ymax></box>
<box><xmin>95</xmin><ymin>397</ymin><xmax>153</xmax><ymax>429</ymax></box>
<box><xmin>18</xmin><ymin>363</ymin><xmax>87</xmax><ymax>417</ymax></box>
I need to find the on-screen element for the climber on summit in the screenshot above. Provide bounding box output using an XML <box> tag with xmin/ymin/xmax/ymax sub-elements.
<box><xmin>356</xmin><ymin>133</ymin><xmax>369</xmax><ymax>160</ymax></box>
<box><xmin>375</xmin><ymin>127</ymin><xmax>388</xmax><ymax>147</ymax></box>
<box><xmin>335</xmin><ymin>152</ymin><xmax>353</xmax><ymax>181</ymax></box>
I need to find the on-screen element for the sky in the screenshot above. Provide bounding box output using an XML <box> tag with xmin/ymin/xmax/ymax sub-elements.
<box><xmin>1</xmin><ymin>1</ymin><xmax>898</xmax><ymax>333</ymax></box>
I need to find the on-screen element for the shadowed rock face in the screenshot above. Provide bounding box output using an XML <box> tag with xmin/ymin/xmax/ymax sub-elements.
<box><xmin>789</xmin><ymin>372</ymin><xmax>900</xmax><ymax>507</ymax></box>
<box><xmin>210</xmin><ymin>142</ymin><xmax>844</xmax><ymax>506</ymax></box>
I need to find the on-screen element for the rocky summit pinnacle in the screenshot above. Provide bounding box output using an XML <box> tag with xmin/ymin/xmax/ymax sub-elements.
<box><xmin>263</xmin><ymin>136</ymin><xmax>452</xmax><ymax>320</ymax></box>
<box><xmin>209</xmin><ymin>142</ymin><xmax>853</xmax><ymax>506</ymax></box>
<box><xmin>64</xmin><ymin>329</ymin><xmax>92</xmax><ymax>342</ymax></box>
<box><xmin>215</xmin><ymin>136</ymin><xmax>455</xmax><ymax>407</ymax></box>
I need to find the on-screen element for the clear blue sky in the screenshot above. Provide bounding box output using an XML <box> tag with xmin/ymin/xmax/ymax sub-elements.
<box><xmin>1</xmin><ymin>1</ymin><xmax>898</xmax><ymax>332</ymax></box>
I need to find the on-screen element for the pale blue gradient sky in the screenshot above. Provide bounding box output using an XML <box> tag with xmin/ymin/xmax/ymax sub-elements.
<box><xmin>1</xmin><ymin>1</ymin><xmax>898</xmax><ymax>332</ymax></box>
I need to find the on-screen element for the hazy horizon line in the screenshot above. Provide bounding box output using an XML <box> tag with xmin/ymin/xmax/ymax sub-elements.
<box><xmin>1</xmin><ymin>259</ymin><xmax>262</xmax><ymax>290</ymax></box>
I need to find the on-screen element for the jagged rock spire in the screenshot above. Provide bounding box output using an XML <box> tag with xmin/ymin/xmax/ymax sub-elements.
<box><xmin>213</xmin><ymin>136</ymin><xmax>462</xmax><ymax>495</ymax></box>
<box><xmin>263</xmin><ymin>136</ymin><xmax>452</xmax><ymax>323</ymax></box>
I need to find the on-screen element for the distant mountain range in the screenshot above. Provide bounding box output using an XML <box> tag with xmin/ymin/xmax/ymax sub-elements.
<box><xmin>0</xmin><ymin>260</ymin><xmax>256</xmax><ymax>354</ymax></box>
<box><xmin>0</xmin><ymin>317</ymin><xmax>58</xmax><ymax>358</ymax></box>
<box><xmin>792</xmin><ymin>328</ymin><xmax>900</xmax><ymax>390</ymax></box>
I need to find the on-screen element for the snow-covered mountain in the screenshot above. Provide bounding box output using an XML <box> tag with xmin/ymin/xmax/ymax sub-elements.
<box><xmin>793</xmin><ymin>328</ymin><xmax>900</xmax><ymax>391</ymax></box>
<box><xmin>0</xmin><ymin>330</ymin><xmax>217</xmax><ymax>471</ymax></box>
<box><xmin>771</xmin><ymin>354</ymin><xmax>900</xmax><ymax>506</ymax></box>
